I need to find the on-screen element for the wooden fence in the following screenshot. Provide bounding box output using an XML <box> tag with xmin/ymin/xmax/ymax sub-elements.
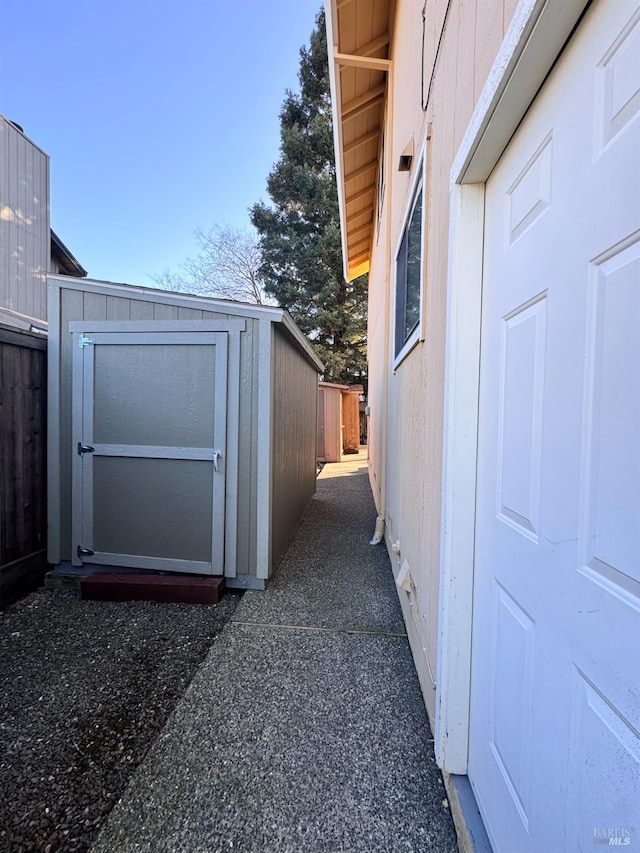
<box><xmin>0</xmin><ymin>324</ymin><xmax>47</xmax><ymax>607</ymax></box>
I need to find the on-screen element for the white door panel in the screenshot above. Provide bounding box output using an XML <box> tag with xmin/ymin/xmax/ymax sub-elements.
<box><xmin>470</xmin><ymin>1</ymin><xmax>640</xmax><ymax>850</ymax></box>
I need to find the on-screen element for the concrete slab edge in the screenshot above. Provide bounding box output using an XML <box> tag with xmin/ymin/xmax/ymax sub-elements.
<box><xmin>225</xmin><ymin>574</ymin><xmax>266</xmax><ymax>591</ymax></box>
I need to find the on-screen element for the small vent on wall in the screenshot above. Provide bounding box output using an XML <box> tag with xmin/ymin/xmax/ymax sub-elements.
<box><xmin>398</xmin><ymin>138</ymin><xmax>414</xmax><ymax>171</ymax></box>
<box><xmin>396</xmin><ymin>558</ymin><xmax>413</xmax><ymax>593</ymax></box>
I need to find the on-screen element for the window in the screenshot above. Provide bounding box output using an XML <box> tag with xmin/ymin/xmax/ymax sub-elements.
<box><xmin>394</xmin><ymin>167</ymin><xmax>424</xmax><ymax>362</ymax></box>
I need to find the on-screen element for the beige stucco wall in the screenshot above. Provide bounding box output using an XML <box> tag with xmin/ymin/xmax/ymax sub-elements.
<box><xmin>368</xmin><ymin>0</ymin><xmax>520</xmax><ymax>722</ymax></box>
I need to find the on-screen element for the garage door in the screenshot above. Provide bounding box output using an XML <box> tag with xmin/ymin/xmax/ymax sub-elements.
<box><xmin>469</xmin><ymin>1</ymin><xmax>640</xmax><ymax>850</ymax></box>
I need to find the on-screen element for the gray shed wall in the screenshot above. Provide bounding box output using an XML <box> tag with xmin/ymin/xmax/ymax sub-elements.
<box><xmin>48</xmin><ymin>279</ymin><xmax>261</xmax><ymax>578</ymax></box>
<box><xmin>0</xmin><ymin>117</ymin><xmax>49</xmax><ymax>323</ymax></box>
<box><xmin>270</xmin><ymin>326</ymin><xmax>318</xmax><ymax>570</ymax></box>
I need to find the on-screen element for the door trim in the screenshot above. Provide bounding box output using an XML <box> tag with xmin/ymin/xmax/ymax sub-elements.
<box><xmin>436</xmin><ymin>0</ymin><xmax>592</xmax><ymax>773</ymax></box>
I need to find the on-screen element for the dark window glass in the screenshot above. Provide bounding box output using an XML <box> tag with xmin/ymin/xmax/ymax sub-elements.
<box><xmin>395</xmin><ymin>182</ymin><xmax>423</xmax><ymax>357</ymax></box>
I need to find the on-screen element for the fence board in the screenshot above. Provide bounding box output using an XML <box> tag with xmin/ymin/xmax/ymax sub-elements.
<box><xmin>0</xmin><ymin>328</ymin><xmax>47</xmax><ymax>607</ymax></box>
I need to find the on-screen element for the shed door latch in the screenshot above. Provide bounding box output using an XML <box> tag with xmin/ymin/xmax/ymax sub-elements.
<box><xmin>77</xmin><ymin>442</ymin><xmax>95</xmax><ymax>456</ymax></box>
<box><xmin>79</xmin><ymin>336</ymin><xmax>95</xmax><ymax>348</ymax></box>
<box><xmin>213</xmin><ymin>450</ymin><xmax>222</xmax><ymax>472</ymax></box>
<box><xmin>77</xmin><ymin>546</ymin><xmax>95</xmax><ymax>559</ymax></box>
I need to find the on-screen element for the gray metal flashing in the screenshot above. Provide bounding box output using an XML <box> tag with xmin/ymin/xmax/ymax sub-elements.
<box><xmin>0</xmin><ymin>322</ymin><xmax>47</xmax><ymax>350</ymax></box>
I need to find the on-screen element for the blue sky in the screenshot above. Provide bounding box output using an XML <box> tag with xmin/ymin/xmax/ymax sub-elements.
<box><xmin>2</xmin><ymin>0</ymin><xmax>323</xmax><ymax>285</ymax></box>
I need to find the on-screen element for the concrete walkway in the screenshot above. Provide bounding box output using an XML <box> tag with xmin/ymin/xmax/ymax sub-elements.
<box><xmin>92</xmin><ymin>455</ymin><xmax>459</xmax><ymax>853</ymax></box>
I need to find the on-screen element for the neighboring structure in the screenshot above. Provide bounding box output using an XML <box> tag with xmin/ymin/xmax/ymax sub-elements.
<box><xmin>50</xmin><ymin>230</ymin><xmax>87</xmax><ymax>278</ymax></box>
<box><xmin>0</xmin><ymin>116</ymin><xmax>49</xmax><ymax>328</ymax></box>
<box><xmin>47</xmin><ymin>275</ymin><xmax>323</xmax><ymax>590</ymax></box>
<box><xmin>327</xmin><ymin>0</ymin><xmax>639</xmax><ymax>849</ymax></box>
<box><xmin>317</xmin><ymin>381</ymin><xmax>362</xmax><ymax>462</ymax></box>
<box><xmin>0</xmin><ymin>115</ymin><xmax>87</xmax><ymax>330</ymax></box>
<box><xmin>0</xmin><ymin>116</ymin><xmax>86</xmax><ymax>604</ymax></box>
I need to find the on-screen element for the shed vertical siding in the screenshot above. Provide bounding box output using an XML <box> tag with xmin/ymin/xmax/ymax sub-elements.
<box><xmin>49</xmin><ymin>278</ymin><xmax>264</xmax><ymax>581</ymax></box>
<box><xmin>270</xmin><ymin>326</ymin><xmax>318</xmax><ymax>570</ymax></box>
<box><xmin>0</xmin><ymin>327</ymin><xmax>47</xmax><ymax>606</ymax></box>
<box><xmin>0</xmin><ymin>118</ymin><xmax>49</xmax><ymax>324</ymax></box>
<box><xmin>48</xmin><ymin>276</ymin><xmax>321</xmax><ymax>586</ymax></box>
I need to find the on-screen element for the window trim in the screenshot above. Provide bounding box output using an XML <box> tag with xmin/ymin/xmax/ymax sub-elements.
<box><xmin>393</xmin><ymin>150</ymin><xmax>426</xmax><ymax>369</ymax></box>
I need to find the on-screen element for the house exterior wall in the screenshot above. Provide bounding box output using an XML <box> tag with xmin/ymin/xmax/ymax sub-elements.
<box><xmin>0</xmin><ymin>117</ymin><xmax>49</xmax><ymax>324</ymax></box>
<box><xmin>270</xmin><ymin>325</ymin><xmax>318</xmax><ymax>569</ymax></box>
<box><xmin>367</xmin><ymin>0</ymin><xmax>521</xmax><ymax>721</ymax></box>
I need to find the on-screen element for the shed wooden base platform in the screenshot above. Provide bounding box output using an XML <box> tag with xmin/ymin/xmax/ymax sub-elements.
<box><xmin>81</xmin><ymin>573</ymin><xmax>225</xmax><ymax>605</ymax></box>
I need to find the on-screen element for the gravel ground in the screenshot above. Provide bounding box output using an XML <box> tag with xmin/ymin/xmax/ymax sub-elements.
<box><xmin>0</xmin><ymin>586</ymin><xmax>242</xmax><ymax>853</ymax></box>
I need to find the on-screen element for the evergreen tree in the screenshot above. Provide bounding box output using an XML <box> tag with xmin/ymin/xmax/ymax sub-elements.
<box><xmin>250</xmin><ymin>9</ymin><xmax>367</xmax><ymax>389</ymax></box>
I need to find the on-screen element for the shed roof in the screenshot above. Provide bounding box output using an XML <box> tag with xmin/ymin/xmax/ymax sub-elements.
<box><xmin>326</xmin><ymin>0</ymin><xmax>393</xmax><ymax>282</ymax></box>
<box><xmin>48</xmin><ymin>274</ymin><xmax>324</xmax><ymax>372</ymax></box>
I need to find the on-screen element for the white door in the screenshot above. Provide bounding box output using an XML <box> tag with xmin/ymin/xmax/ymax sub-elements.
<box><xmin>72</xmin><ymin>329</ymin><xmax>228</xmax><ymax>575</ymax></box>
<box><xmin>469</xmin><ymin>1</ymin><xmax>640</xmax><ymax>850</ymax></box>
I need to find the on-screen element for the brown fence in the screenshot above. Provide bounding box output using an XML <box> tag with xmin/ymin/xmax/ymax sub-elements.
<box><xmin>0</xmin><ymin>325</ymin><xmax>47</xmax><ymax>607</ymax></box>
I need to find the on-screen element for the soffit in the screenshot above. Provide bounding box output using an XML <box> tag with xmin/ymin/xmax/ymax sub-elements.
<box><xmin>327</xmin><ymin>0</ymin><xmax>393</xmax><ymax>282</ymax></box>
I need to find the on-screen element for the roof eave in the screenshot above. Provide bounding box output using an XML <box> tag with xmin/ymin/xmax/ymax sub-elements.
<box><xmin>326</xmin><ymin>0</ymin><xmax>392</xmax><ymax>283</ymax></box>
<box><xmin>326</xmin><ymin>0</ymin><xmax>352</xmax><ymax>283</ymax></box>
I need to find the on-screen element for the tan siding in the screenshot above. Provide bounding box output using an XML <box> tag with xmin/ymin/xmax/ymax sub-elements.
<box><xmin>270</xmin><ymin>326</ymin><xmax>318</xmax><ymax>570</ymax></box>
<box><xmin>363</xmin><ymin>0</ymin><xmax>519</xmax><ymax>722</ymax></box>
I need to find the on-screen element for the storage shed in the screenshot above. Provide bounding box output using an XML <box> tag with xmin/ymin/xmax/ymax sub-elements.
<box><xmin>317</xmin><ymin>381</ymin><xmax>362</xmax><ymax>463</ymax></box>
<box><xmin>47</xmin><ymin>275</ymin><xmax>323</xmax><ymax>590</ymax></box>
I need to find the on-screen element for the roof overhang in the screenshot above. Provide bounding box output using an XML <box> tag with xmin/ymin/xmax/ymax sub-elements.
<box><xmin>51</xmin><ymin>230</ymin><xmax>88</xmax><ymax>277</ymax></box>
<box><xmin>326</xmin><ymin>0</ymin><xmax>393</xmax><ymax>282</ymax></box>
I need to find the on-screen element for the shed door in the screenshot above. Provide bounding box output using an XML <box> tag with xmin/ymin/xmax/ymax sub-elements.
<box><xmin>72</xmin><ymin>330</ymin><xmax>228</xmax><ymax>575</ymax></box>
<box><xmin>469</xmin><ymin>1</ymin><xmax>640</xmax><ymax>850</ymax></box>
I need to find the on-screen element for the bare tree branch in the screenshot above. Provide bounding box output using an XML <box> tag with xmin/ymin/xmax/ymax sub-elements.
<box><xmin>150</xmin><ymin>224</ymin><xmax>272</xmax><ymax>305</ymax></box>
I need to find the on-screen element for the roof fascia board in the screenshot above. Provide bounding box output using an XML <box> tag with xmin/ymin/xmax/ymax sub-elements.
<box><xmin>326</xmin><ymin>0</ymin><xmax>352</xmax><ymax>282</ymax></box>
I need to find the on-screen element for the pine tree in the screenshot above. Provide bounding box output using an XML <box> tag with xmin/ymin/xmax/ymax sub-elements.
<box><xmin>250</xmin><ymin>9</ymin><xmax>367</xmax><ymax>389</ymax></box>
